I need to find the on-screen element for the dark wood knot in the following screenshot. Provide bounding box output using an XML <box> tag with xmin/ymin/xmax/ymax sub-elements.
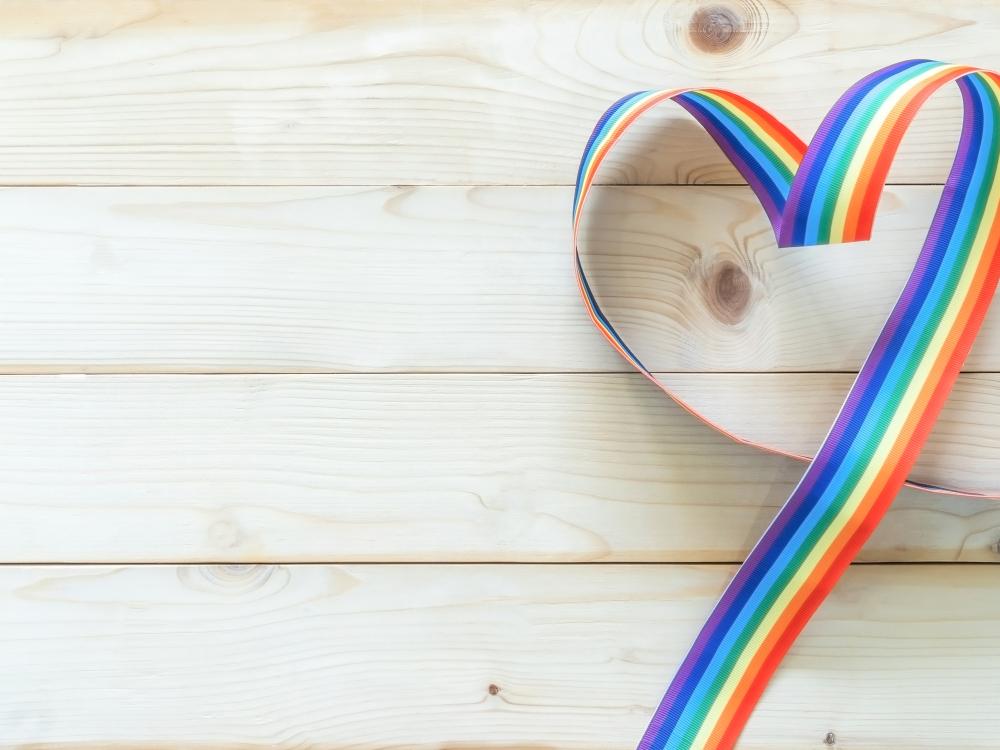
<box><xmin>488</xmin><ymin>683</ymin><xmax>501</xmax><ymax>695</ymax></box>
<box><xmin>689</xmin><ymin>4</ymin><xmax>745</xmax><ymax>53</ymax></box>
<box><xmin>704</xmin><ymin>259</ymin><xmax>752</xmax><ymax>324</ymax></box>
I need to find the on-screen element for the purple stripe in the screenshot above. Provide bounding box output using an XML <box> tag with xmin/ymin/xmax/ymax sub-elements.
<box><xmin>839</xmin><ymin>77</ymin><xmax>978</xmax><ymax>404</ymax></box>
<box><xmin>674</xmin><ymin>97</ymin><xmax>782</xmax><ymax>229</ymax></box>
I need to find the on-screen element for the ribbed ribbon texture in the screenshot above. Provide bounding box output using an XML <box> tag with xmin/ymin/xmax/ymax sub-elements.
<box><xmin>573</xmin><ymin>60</ymin><xmax>1000</xmax><ymax>749</ymax></box>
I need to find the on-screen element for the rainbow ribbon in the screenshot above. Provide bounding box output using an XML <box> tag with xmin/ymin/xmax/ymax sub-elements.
<box><xmin>573</xmin><ymin>60</ymin><xmax>1000</xmax><ymax>749</ymax></box>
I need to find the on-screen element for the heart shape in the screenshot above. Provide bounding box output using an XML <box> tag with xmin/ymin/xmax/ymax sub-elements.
<box><xmin>573</xmin><ymin>60</ymin><xmax>1000</xmax><ymax>750</ymax></box>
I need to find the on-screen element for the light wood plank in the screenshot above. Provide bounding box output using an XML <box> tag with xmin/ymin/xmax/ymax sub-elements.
<box><xmin>6</xmin><ymin>185</ymin><xmax>1000</xmax><ymax>373</ymax></box>
<box><xmin>0</xmin><ymin>185</ymin><xmax>614</xmax><ymax>373</ymax></box>
<box><xmin>1</xmin><ymin>373</ymin><xmax>998</xmax><ymax>564</ymax></box>
<box><xmin>4</xmin><ymin>563</ymin><xmax>1000</xmax><ymax>749</ymax></box>
<box><xmin>0</xmin><ymin>0</ymin><xmax>986</xmax><ymax>184</ymax></box>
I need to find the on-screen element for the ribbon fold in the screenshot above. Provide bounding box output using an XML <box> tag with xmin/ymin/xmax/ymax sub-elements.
<box><xmin>573</xmin><ymin>60</ymin><xmax>1000</xmax><ymax>749</ymax></box>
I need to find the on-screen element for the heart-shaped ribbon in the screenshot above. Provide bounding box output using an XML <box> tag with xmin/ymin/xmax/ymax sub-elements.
<box><xmin>573</xmin><ymin>60</ymin><xmax>1000</xmax><ymax>749</ymax></box>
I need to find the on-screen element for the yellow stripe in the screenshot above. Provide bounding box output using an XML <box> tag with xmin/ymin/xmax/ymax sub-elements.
<box><xmin>696</xmin><ymin>90</ymin><xmax>800</xmax><ymax>174</ymax></box>
<box><xmin>576</xmin><ymin>91</ymin><xmax>681</xmax><ymax>216</ymax></box>
<box><xmin>828</xmin><ymin>63</ymin><xmax>962</xmax><ymax>243</ymax></box>
<box><xmin>692</xmin><ymin>83</ymin><xmax>1000</xmax><ymax>745</ymax></box>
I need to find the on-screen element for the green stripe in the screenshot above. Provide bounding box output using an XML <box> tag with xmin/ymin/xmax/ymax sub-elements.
<box><xmin>815</xmin><ymin>62</ymin><xmax>939</xmax><ymax>244</ymax></box>
<box><xmin>690</xmin><ymin>91</ymin><xmax>795</xmax><ymax>185</ymax></box>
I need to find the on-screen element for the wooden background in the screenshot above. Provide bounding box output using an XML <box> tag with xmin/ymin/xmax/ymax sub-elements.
<box><xmin>4</xmin><ymin>1</ymin><xmax>1000</xmax><ymax>748</ymax></box>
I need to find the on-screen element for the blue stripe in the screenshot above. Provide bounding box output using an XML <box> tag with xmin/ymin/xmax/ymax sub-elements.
<box><xmin>573</xmin><ymin>91</ymin><xmax>649</xmax><ymax>214</ymax></box>
<box><xmin>575</xmin><ymin>255</ymin><xmax>648</xmax><ymax>371</ymax></box>
<box><xmin>678</xmin><ymin>92</ymin><xmax>790</xmax><ymax>208</ymax></box>
<box><xmin>804</xmin><ymin>61</ymin><xmax>943</xmax><ymax>244</ymax></box>
<box><xmin>785</xmin><ymin>60</ymin><xmax>927</xmax><ymax>246</ymax></box>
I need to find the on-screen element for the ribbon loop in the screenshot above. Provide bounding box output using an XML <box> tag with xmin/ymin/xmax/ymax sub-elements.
<box><xmin>574</xmin><ymin>60</ymin><xmax>1000</xmax><ymax>749</ymax></box>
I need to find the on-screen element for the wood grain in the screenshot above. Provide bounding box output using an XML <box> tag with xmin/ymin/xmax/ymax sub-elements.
<box><xmin>4</xmin><ymin>563</ymin><xmax>1000</xmax><ymax>749</ymax></box>
<box><xmin>5</xmin><ymin>185</ymin><xmax>1000</xmax><ymax>373</ymax></box>
<box><xmin>1</xmin><ymin>373</ymin><xmax>998</xmax><ymax>564</ymax></box>
<box><xmin>2</xmin><ymin>4</ymin><xmax>996</xmax><ymax>750</ymax></box>
<box><xmin>0</xmin><ymin>0</ymin><xmax>984</xmax><ymax>185</ymax></box>
<box><xmin>0</xmin><ymin>185</ymin><xmax>614</xmax><ymax>373</ymax></box>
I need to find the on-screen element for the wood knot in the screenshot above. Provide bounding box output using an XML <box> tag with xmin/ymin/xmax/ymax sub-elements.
<box><xmin>689</xmin><ymin>5</ymin><xmax>744</xmax><ymax>53</ymax></box>
<box><xmin>193</xmin><ymin>564</ymin><xmax>276</xmax><ymax>593</ymax></box>
<box><xmin>824</xmin><ymin>732</ymin><xmax>837</xmax><ymax>746</ymax></box>
<box><xmin>206</xmin><ymin>518</ymin><xmax>244</xmax><ymax>550</ymax></box>
<box><xmin>488</xmin><ymin>683</ymin><xmax>501</xmax><ymax>695</ymax></box>
<box><xmin>680</xmin><ymin>0</ymin><xmax>771</xmax><ymax>60</ymax></box>
<box><xmin>704</xmin><ymin>259</ymin><xmax>752</xmax><ymax>324</ymax></box>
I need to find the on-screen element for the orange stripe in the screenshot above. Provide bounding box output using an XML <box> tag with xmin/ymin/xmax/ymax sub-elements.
<box><xmin>706</xmin><ymin>89</ymin><xmax>807</xmax><ymax>163</ymax></box>
<box><xmin>573</xmin><ymin>92</ymin><xmax>680</xmax><ymax>233</ymax></box>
